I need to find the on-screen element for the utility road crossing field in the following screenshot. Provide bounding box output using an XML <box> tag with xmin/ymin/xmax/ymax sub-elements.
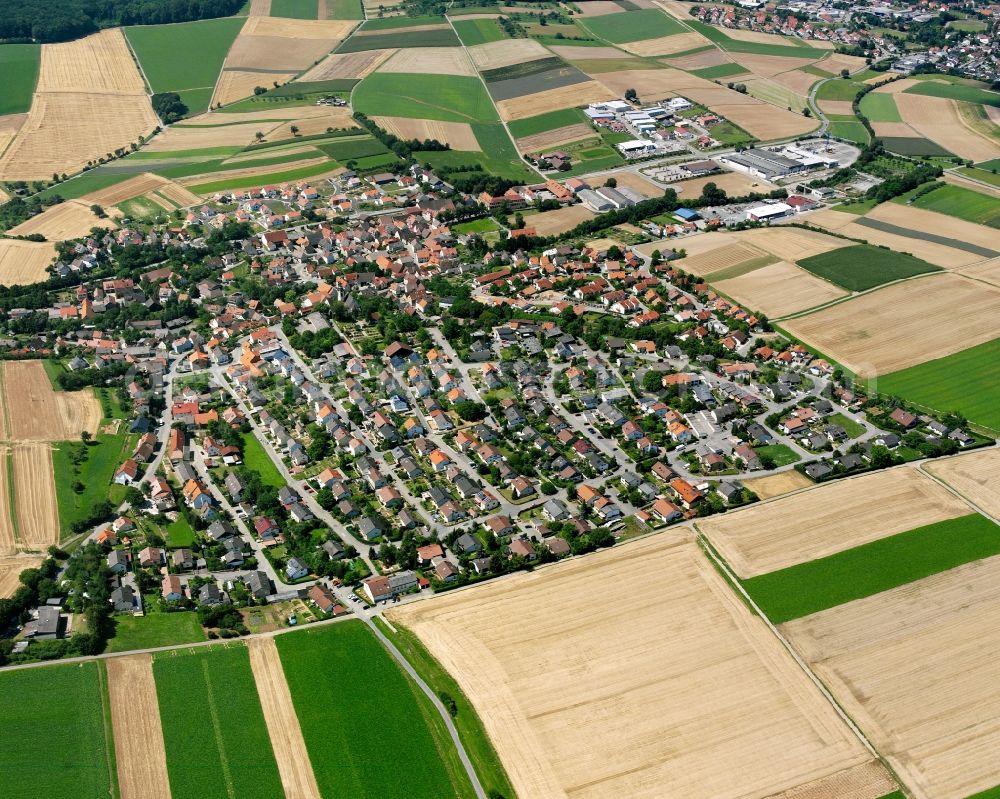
<box><xmin>784</xmin><ymin>553</ymin><xmax>1000</xmax><ymax>799</ymax></box>
<box><xmin>390</xmin><ymin>533</ymin><xmax>892</xmax><ymax>799</ymax></box>
<box><xmin>700</xmin><ymin>467</ymin><xmax>973</xmax><ymax>579</ymax></box>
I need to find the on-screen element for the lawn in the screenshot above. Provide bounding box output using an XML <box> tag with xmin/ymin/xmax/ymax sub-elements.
<box><xmin>374</xmin><ymin>617</ymin><xmax>517</xmax><ymax>799</ymax></box>
<box><xmin>166</xmin><ymin>514</ymin><xmax>197</xmax><ymax>548</ymax></box>
<box><xmin>336</xmin><ymin>28</ymin><xmax>460</xmax><ymax>51</ymax></box>
<box><xmin>858</xmin><ymin>91</ymin><xmax>901</xmax><ymax>122</ymax></box>
<box><xmin>452</xmin><ymin>17</ymin><xmax>506</xmax><ymax>46</ymax></box>
<box><xmin>241</xmin><ymin>431</ymin><xmax>285</xmax><ymax>488</ymax></box>
<box><xmin>507</xmin><ymin>107</ymin><xmax>585</xmax><ymax>138</ymax></box>
<box><xmin>797</xmin><ymin>243</ymin><xmax>940</xmax><ymax>291</ymax></box>
<box><xmin>270</xmin><ymin>0</ymin><xmax>318</xmax><ymax>18</ymax></box>
<box><xmin>353</xmin><ymin>73</ymin><xmax>499</xmax><ymax>123</ymax></box>
<box><xmin>827</xmin><ymin>411</ymin><xmax>865</xmax><ymax>438</ymax></box>
<box><xmin>106</xmin><ymin>612</ymin><xmax>207</xmax><ymax>653</ymax></box>
<box><xmin>742</xmin><ymin>513</ymin><xmax>1000</xmax><ymax>623</ymax></box>
<box><xmin>153</xmin><ymin>645</ymin><xmax>283</xmax><ymax>799</ymax></box>
<box><xmin>52</xmin><ymin>430</ymin><xmax>136</xmax><ymax>537</ymax></box>
<box><xmin>125</xmin><ymin>18</ymin><xmax>245</xmax><ymax>115</ymax></box>
<box><xmin>275</xmin><ymin>620</ymin><xmax>475</xmax><ymax>798</ymax></box>
<box><xmin>0</xmin><ymin>662</ymin><xmax>116</xmax><ymax>799</ymax></box>
<box><xmin>452</xmin><ymin>217</ymin><xmax>501</xmax><ymax>233</ymax></box>
<box><xmin>0</xmin><ymin>44</ymin><xmax>40</xmax><ymax>116</ymax></box>
<box><xmin>581</xmin><ymin>9</ymin><xmax>685</xmax><ymax>43</ymax></box>
<box><xmin>754</xmin><ymin>443</ymin><xmax>800</xmax><ymax>467</ymax></box>
<box><xmin>879</xmin><ymin>338</ymin><xmax>1000</xmax><ymax>433</ymax></box>
<box><xmin>909</xmin><ymin>183</ymin><xmax>1000</xmax><ymax>228</ymax></box>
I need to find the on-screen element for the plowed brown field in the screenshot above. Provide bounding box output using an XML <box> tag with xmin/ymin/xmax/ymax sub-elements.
<box><xmin>106</xmin><ymin>655</ymin><xmax>171</xmax><ymax>799</ymax></box>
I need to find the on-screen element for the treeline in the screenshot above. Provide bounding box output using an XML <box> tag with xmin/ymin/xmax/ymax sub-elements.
<box><xmin>353</xmin><ymin>113</ymin><xmax>449</xmax><ymax>160</ymax></box>
<box><xmin>0</xmin><ymin>0</ymin><xmax>245</xmax><ymax>43</ymax></box>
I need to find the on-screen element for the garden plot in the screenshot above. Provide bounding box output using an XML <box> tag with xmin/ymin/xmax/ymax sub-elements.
<box><xmin>390</xmin><ymin>533</ymin><xmax>883</xmax><ymax>799</ymax></box>
<box><xmin>300</xmin><ymin>48</ymin><xmax>395</xmax><ymax>80</ymax></box>
<box><xmin>467</xmin><ymin>38</ymin><xmax>552</xmax><ymax>71</ymax></box>
<box><xmin>8</xmin><ymin>201</ymin><xmax>116</xmax><ymax>241</ymax></box>
<box><xmin>895</xmin><ymin>93</ymin><xmax>1000</xmax><ymax>163</ymax></box>
<box><xmin>783</xmin><ymin>554</ymin><xmax>1000</xmax><ymax>799</ymax></box>
<box><xmin>373</xmin><ymin>117</ymin><xmax>480</xmax><ymax>150</ymax></box>
<box><xmin>925</xmin><ymin>449</ymin><xmax>1000</xmax><ymax>520</ymax></box>
<box><xmin>782</xmin><ymin>273</ymin><xmax>1000</xmax><ymax>376</ymax></box>
<box><xmin>701</xmin><ymin>467</ymin><xmax>972</xmax><ymax>579</ymax></box>
<box><xmin>495</xmin><ymin>81</ymin><xmax>616</xmax><ymax>122</ymax></box>
<box><xmin>376</xmin><ymin>47</ymin><xmax>475</xmax><ymax>76</ymax></box>
<box><xmin>714</xmin><ymin>260</ymin><xmax>847</xmax><ymax>318</ymax></box>
<box><xmin>0</xmin><ymin>239</ymin><xmax>57</xmax><ymax>285</ymax></box>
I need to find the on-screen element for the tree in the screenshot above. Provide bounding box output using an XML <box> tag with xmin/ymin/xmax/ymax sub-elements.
<box><xmin>255</xmin><ymin>131</ymin><xmax>265</xmax><ymax>142</ymax></box>
<box><xmin>253</xmin><ymin>86</ymin><xmax>266</xmax><ymax>96</ymax></box>
<box><xmin>840</xmin><ymin>68</ymin><xmax>850</xmax><ymax>78</ymax></box>
<box><xmin>80</xmin><ymin>430</ymin><xmax>91</xmax><ymax>443</ymax></box>
<box><xmin>290</xmin><ymin>125</ymin><xmax>300</xmax><ymax>136</ymax></box>
<box><xmin>455</xmin><ymin>401</ymin><xmax>488</xmax><ymax>422</ymax></box>
<box><xmin>642</xmin><ymin>370</ymin><xmax>663</xmax><ymax>393</ymax></box>
<box><xmin>624</xmin><ymin>88</ymin><xmax>638</xmax><ymax>103</ymax></box>
<box><xmin>699</xmin><ymin>181</ymin><xmax>727</xmax><ymax>204</ymax></box>
<box><xmin>89</xmin><ymin>204</ymin><xmax>105</xmax><ymax>218</ymax></box>
<box><xmin>802</xmin><ymin>107</ymin><xmax>812</xmax><ymax>117</ymax></box>
<box><xmin>604</xmin><ymin>177</ymin><xmax>617</xmax><ymax>188</ymax></box>
<box><xmin>150</xmin><ymin>92</ymin><xmax>188</xmax><ymax>124</ymax></box>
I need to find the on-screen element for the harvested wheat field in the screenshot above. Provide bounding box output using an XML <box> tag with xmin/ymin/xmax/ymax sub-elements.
<box><xmin>866</xmin><ymin>202</ymin><xmax>1000</xmax><ymax>252</ymax></box>
<box><xmin>106</xmin><ymin>655</ymin><xmax>171</xmax><ymax>799</ymax></box>
<box><xmin>895</xmin><ymin>93</ymin><xmax>1000</xmax><ymax>163</ymax></box>
<box><xmin>527</xmin><ymin>204</ymin><xmax>596</xmax><ymax>236</ymax></box>
<box><xmin>737</xmin><ymin>54</ymin><xmax>819</xmax><ymax>78</ymax></box>
<box><xmin>248</xmin><ymin>0</ymin><xmax>271</xmax><ymax>12</ymax></box>
<box><xmin>574</xmin><ymin>0</ymin><xmax>625</xmax><ymax>14</ymax></box>
<box><xmin>715</xmin><ymin>260</ymin><xmax>847</xmax><ymax>317</ymax></box>
<box><xmin>36</xmin><ymin>29</ymin><xmax>146</xmax><ymax>94</ymax></box>
<box><xmin>784</xmin><ymin>554</ymin><xmax>1000</xmax><ymax>799</ymax></box>
<box><xmin>516</xmin><ymin>123</ymin><xmax>595</xmax><ymax>153</ymax></box>
<box><xmin>830</xmin><ymin>220</ymin><xmax>985</xmax><ymax>269</ymax></box>
<box><xmin>12</xmin><ymin>444</ymin><xmax>59</xmax><ymax>550</ymax></box>
<box><xmin>390</xmin><ymin>533</ymin><xmax>880</xmax><ymax>799</ymax></box>
<box><xmin>769</xmin><ymin>68</ymin><xmax>822</xmax><ymax>95</ymax></box>
<box><xmin>144</xmin><ymin>121</ymin><xmax>272</xmax><ymax>152</ymax></box>
<box><xmin>9</xmin><ymin>200</ymin><xmax>116</xmax><ymax>241</ymax></box>
<box><xmin>957</xmin><ymin>257</ymin><xmax>1000</xmax><ymax>288</ymax></box>
<box><xmin>214</xmin><ymin>71</ymin><xmax>299</xmax><ymax>108</ymax></box>
<box><xmin>605</xmin><ymin>170</ymin><xmax>662</xmax><ymax>198</ymax></box>
<box><xmin>872</xmin><ymin>121</ymin><xmax>915</xmax><ymax>137</ymax></box>
<box><xmin>676</xmin><ymin>240</ymin><xmax>771</xmax><ymax>276</ymax></box>
<box><xmin>714</xmin><ymin>102</ymin><xmax>819</xmax><ymax>139</ymax></box>
<box><xmin>664</xmin><ymin>48</ymin><xmax>735</xmax><ymax>70</ymax></box>
<box><xmin>0</xmin><ymin>91</ymin><xmax>157</xmax><ymax>181</ymax></box>
<box><xmin>817</xmin><ymin>52</ymin><xmax>868</xmax><ymax>75</ymax></box>
<box><xmin>742</xmin><ymin>470</ymin><xmax>814</xmax><ymax>500</ymax></box>
<box><xmin>377</xmin><ymin>47</ymin><xmax>475</xmax><ymax>76</ymax></box>
<box><xmin>598</xmin><ymin>67</ymin><xmax>712</xmax><ymax>98</ymax></box>
<box><xmin>3</xmin><ymin>361</ymin><xmax>102</xmax><ymax>441</ymax></box>
<box><xmin>925</xmin><ymin>449</ymin><xmax>1000</xmax><ymax>520</ymax></box>
<box><xmin>701</xmin><ymin>467</ymin><xmax>972</xmax><ymax>579</ymax></box>
<box><xmin>668</xmin><ymin>169</ymin><xmax>775</xmax><ymax>198</ymax></box>
<box><xmin>154</xmin><ymin>181</ymin><xmax>203</xmax><ymax>208</ymax></box>
<box><xmin>468</xmin><ymin>38</ymin><xmax>552</xmax><ymax>71</ymax></box>
<box><xmin>373</xmin><ymin>117</ymin><xmax>479</xmax><ymax>150</ymax></box>
<box><xmin>0</xmin><ymin>448</ymin><xmax>13</xmax><ymax>555</ymax></box>
<box><xmin>497</xmin><ymin>81</ymin><xmax>616</xmax><ymax>121</ymax></box>
<box><xmin>803</xmin><ymin>209</ymin><xmax>856</xmax><ymax>230</ymax></box>
<box><xmin>783</xmin><ymin>274</ymin><xmax>1000</xmax><ymax>376</ymax></box>
<box><xmin>265</xmin><ymin>108</ymin><xmax>356</xmax><ymax>140</ymax></box>
<box><xmin>818</xmin><ymin>99</ymin><xmax>855</xmax><ymax>115</ymax></box>
<box><xmin>0</xmin><ymin>114</ymin><xmax>25</xmax><ymax>159</ymax></box>
<box><xmin>0</xmin><ymin>239</ymin><xmax>57</xmax><ymax>285</ymax></box>
<box><xmin>300</xmin><ymin>49</ymin><xmax>395</xmax><ymax>81</ymax></box>
<box><xmin>621</xmin><ymin>32</ymin><xmax>709</xmax><ymax>57</ymax></box>
<box><xmin>734</xmin><ymin>226</ymin><xmax>846</xmax><ymax>261</ymax></box>
<box><xmin>549</xmin><ymin>45</ymin><xmax>632</xmax><ymax>61</ymax></box>
<box><xmin>243</xmin><ymin>16</ymin><xmax>357</xmax><ymax>39</ymax></box>
<box><xmin>247</xmin><ymin>638</ymin><xmax>321</xmax><ymax>799</ymax></box>
<box><xmin>0</xmin><ymin>556</ymin><xmax>41</xmax><ymax>596</ymax></box>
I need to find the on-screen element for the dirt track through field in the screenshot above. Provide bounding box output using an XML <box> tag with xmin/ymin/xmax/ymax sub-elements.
<box><xmin>247</xmin><ymin>638</ymin><xmax>321</xmax><ymax>799</ymax></box>
<box><xmin>12</xmin><ymin>444</ymin><xmax>60</xmax><ymax>551</ymax></box>
<box><xmin>701</xmin><ymin>467</ymin><xmax>973</xmax><ymax>578</ymax></box>
<box><xmin>2</xmin><ymin>361</ymin><xmax>101</xmax><ymax>441</ymax></box>
<box><xmin>391</xmin><ymin>533</ymin><xmax>878</xmax><ymax>799</ymax></box>
<box><xmin>106</xmin><ymin>655</ymin><xmax>171</xmax><ymax>799</ymax></box>
<box><xmin>784</xmin><ymin>554</ymin><xmax>1000</xmax><ymax>799</ymax></box>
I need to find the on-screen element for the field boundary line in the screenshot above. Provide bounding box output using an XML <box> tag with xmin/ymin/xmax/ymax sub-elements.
<box><xmin>5</xmin><ymin>448</ymin><xmax>18</xmax><ymax>546</ymax></box>
<box><xmin>695</xmin><ymin>528</ymin><xmax>884</xmax><ymax>760</ymax></box>
<box><xmin>97</xmin><ymin>660</ymin><xmax>122</xmax><ymax>799</ymax></box>
<box><xmin>201</xmin><ymin>658</ymin><xmax>237</xmax><ymax>799</ymax></box>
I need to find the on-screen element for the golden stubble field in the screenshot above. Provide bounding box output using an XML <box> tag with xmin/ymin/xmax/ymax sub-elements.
<box><xmin>0</xmin><ymin>555</ymin><xmax>42</xmax><ymax>596</ymax></box>
<box><xmin>8</xmin><ymin>200</ymin><xmax>117</xmax><ymax>241</ymax></box>
<box><xmin>784</xmin><ymin>554</ymin><xmax>1000</xmax><ymax>799</ymax></box>
<box><xmin>496</xmin><ymin>81</ymin><xmax>616</xmax><ymax>121</ymax></box>
<box><xmin>105</xmin><ymin>654</ymin><xmax>171</xmax><ymax>799</ymax></box>
<box><xmin>700</xmin><ymin>467</ymin><xmax>973</xmax><ymax>579</ymax></box>
<box><xmin>12</xmin><ymin>444</ymin><xmax>60</xmax><ymax>551</ymax></box>
<box><xmin>715</xmin><ymin>259</ymin><xmax>848</xmax><ymax>318</ymax></box>
<box><xmin>924</xmin><ymin>449</ymin><xmax>1000</xmax><ymax>519</ymax></box>
<box><xmin>390</xmin><ymin>533</ymin><xmax>889</xmax><ymax>799</ymax></box>
<box><xmin>782</xmin><ymin>273</ymin><xmax>1000</xmax><ymax>376</ymax></box>
<box><xmin>372</xmin><ymin>117</ymin><xmax>480</xmax><ymax>150</ymax></box>
<box><xmin>2</xmin><ymin>361</ymin><xmax>101</xmax><ymax>441</ymax></box>
<box><xmin>0</xmin><ymin>239</ymin><xmax>58</xmax><ymax>285</ymax></box>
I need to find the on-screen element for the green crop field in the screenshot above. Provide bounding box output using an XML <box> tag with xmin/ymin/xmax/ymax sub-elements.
<box><xmin>359</xmin><ymin>15</ymin><xmax>446</xmax><ymax>29</ymax></box>
<box><xmin>337</xmin><ymin>27</ymin><xmax>460</xmax><ymax>51</ymax></box>
<box><xmin>743</xmin><ymin>513</ymin><xmax>1000</xmax><ymax>623</ymax></box>
<box><xmin>879</xmin><ymin>136</ymin><xmax>954</xmax><ymax>157</ymax></box>
<box><xmin>0</xmin><ymin>44</ymin><xmax>40</xmax><ymax>116</ymax></box>
<box><xmin>859</xmin><ymin>91</ymin><xmax>901</xmax><ymax>122</ymax></box>
<box><xmin>271</xmin><ymin>0</ymin><xmax>318</xmax><ymax>18</ymax></box>
<box><xmin>187</xmin><ymin>159</ymin><xmax>341</xmax><ymax>192</ymax></box>
<box><xmin>797</xmin><ymin>243</ymin><xmax>940</xmax><ymax>291</ymax></box>
<box><xmin>968</xmin><ymin>786</ymin><xmax>1000</xmax><ymax>799</ymax></box>
<box><xmin>276</xmin><ymin>620</ymin><xmax>474</xmax><ymax>798</ymax></box>
<box><xmin>318</xmin><ymin>136</ymin><xmax>389</xmax><ymax>161</ymax></box>
<box><xmin>909</xmin><ymin>183</ymin><xmax>1000</xmax><ymax>228</ymax></box>
<box><xmin>0</xmin><ymin>662</ymin><xmax>116</xmax><ymax>799</ymax></box>
<box><xmin>153</xmin><ymin>645</ymin><xmax>283</xmax><ymax>799</ymax></box>
<box><xmin>354</xmin><ymin>73</ymin><xmax>499</xmax><ymax>123</ymax></box>
<box><xmin>125</xmin><ymin>18</ymin><xmax>245</xmax><ymax>115</ymax></box>
<box><xmin>828</xmin><ymin>118</ymin><xmax>869</xmax><ymax>143</ymax></box>
<box><xmin>686</xmin><ymin>19</ymin><xmax>819</xmax><ymax>57</ymax></box>
<box><xmin>106</xmin><ymin>612</ymin><xmax>208</xmax><ymax>653</ymax></box>
<box><xmin>958</xmin><ymin>165</ymin><xmax>1000</xmax><ymax>188</ymax></box>
<box><xmin>879</xmin><ymin>338</ymin><xmax>1000</xmax><ymax>433</ymax></box>
<box><xmin>582</xmin><ymin>9</ymin><xmax>685</xmax><ymax>42</ymax></box>
<box><xmin>903</xmin><ymin>80</ymin><xmax>1000</xmax><ymax>107</ymax></box>
<box><xmin>453</xmin><ymin>17</ymin><xmax>507</xmax><ymax>45</ymax></box>
<box><xmin>692</xmin><ymin>62</ymin><xmax>749</xmax><ymax>80</ymax></box>
<box><xmin>507</xmin><ymin>107</ymin><xmax>585</xmax><ymax>138</ymax></box>
<box><xmin>815</xmin><ymin>78</ymin><xmax>864</xmax><ymax>102</ymax></box>
<box><xmin>481</xmin><ymin>56</ymin><xmax>566</xmax><ymax>84</ymax></box>
<box><xmin>327</xmin><ymin>0</ymin><xmax>363</xmax><ymax>17</ymax></box>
